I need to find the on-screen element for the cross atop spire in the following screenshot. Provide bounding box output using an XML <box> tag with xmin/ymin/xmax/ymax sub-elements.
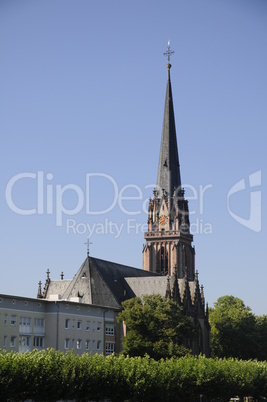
<box><xmin>163</xmin><ymin>40</ymin><xmax>175</xmax><ymax>65</ymax></box>
<box><xmin>84</xmin><ymin>238</ymin><xmax>92</xmax><ymax>257</ymax></box>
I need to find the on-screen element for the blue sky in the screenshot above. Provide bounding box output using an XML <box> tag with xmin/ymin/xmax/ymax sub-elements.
<box><xmin>1</xmin><ymin>0</ymin><xmax>266</xmax><ymax>315</ymax></box>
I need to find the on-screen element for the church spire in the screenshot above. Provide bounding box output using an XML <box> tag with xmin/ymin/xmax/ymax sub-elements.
<box><xmin>157</xmin><ymin>46</ymin><xmax>181</xmax><ymax>198</ymax></box>
<box><xmin>143</xmin><ymin>43</ymin><xmax>193</xmax><ymax>277</ymax></box>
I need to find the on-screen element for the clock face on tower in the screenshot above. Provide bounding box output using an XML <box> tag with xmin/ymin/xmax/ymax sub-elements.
<box><xmin>159</xmin><ymin>214</ymin><xmax>168</xmax><ymax>226</ymax></box>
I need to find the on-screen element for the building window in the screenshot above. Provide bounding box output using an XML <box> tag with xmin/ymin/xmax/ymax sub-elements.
<box><xmin>20</xmin><ymin>336</ymin><xmax>31</xmax><ymax>347</ymax></box>
<box><xmin>86</xmin><ymin>321</ymin><xmax>90</xmax><ymax>331</ymax></box>
<box><xmin>92</xmin><ymin>322</ymin><xmax>95</xmax><ymax>332</ymax></box>
<box><xmin>34</xmin><ymin>318</ymin><xmax>45</xmax><ymax>327</ymax></box>
<box><xmin>33</xmin><ymin>336</ymin><xmax>44</xmax><ymax>349</ymax></box>
<box><xmin>92</xmin><ymin>340</ymin><xmax>95</xmax><ymax>350</ymax></box>
<box><xmin>77</xmin><ymin>339</ymin><xmax>81</xmax><ymax>350</ymax></box>
<box><xmin>65</xmin><ymin>339</ymin><xmax>70</xmax><ymax>349</ymax></box>
<box><xmin>10</xmin><ymin>315</ymin><xmax>17</xmax><ymax>326</ymax></box>
<box><xmin>65</xmin><ymin>319</ymin><xmax>70</xmax><ymax>329</ymax></box>
<box><xmin>72</xmin><ymin>339</ymin><xmax>75</xmax><ymax>349</ymax></box>
<box><xmin>4</xmin><ymin>314</ymin><xmax>8</xmax><ymax>326</ymax></box>
<box><xmin>97</xmin><ymin>341</ymin><xmax>101</xmax><ymax>350</ymax></box>
<box><xmin>10</xmin><ymin>336</ymin><xmax>16</xmax><ymax>348</ymax></box>
<box><xmin>97</xmin><ymin>322</ymin><xmax>101</xmax><ymax>331</ymax></box>
<box><xmin>3</xmin><ymin>336</ymin><xmax>7</xmax><ymax>348</ymax></box>
<box><xmin>77</xmin><ymin>321</ymin><xmax>82</xmax><ymax>330</ymax></box>
<box><xmin>72</xmin><ymin>319</ymin><xmax>75</xmax><ymax>329</ymax></box>
<box><xmin>105</xmin><ymin>342</ymin><xmax>115</xmax><ymax>355</ymax></box>
<box><xmin>20</xmin><ymin>317</ymin><xmax>32</xmax><ymax>326</ymax></box>
<box><xmin>34</xmin><ymin>318</ymin><xmax>45</xmax><ymax>335</ymax></box>
<box><xmin>105</xmin><ymin>325</ymin><xmax>114</xmax><ymax>336</ymax></box>
<box><xmin>85</xmin><ymin>340</ymin><xmax>90</xmax><ymax>350</ymax></box>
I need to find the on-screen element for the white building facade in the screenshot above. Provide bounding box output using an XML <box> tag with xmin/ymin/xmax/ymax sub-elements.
<box><xmin>0</xmin><ymin>294</ymin><xmax>118</xmax><ymax>356</ymax></box>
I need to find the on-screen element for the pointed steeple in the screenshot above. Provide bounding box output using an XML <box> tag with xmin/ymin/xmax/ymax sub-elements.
<box><xmin>143</xmin><ymin>45</ymin><xmax>210</xmax><ymax>356</ymax></box>
<box><xmin>156</xmin><ymin>63</ymin><xmax>181</xmax><ymax>197</ymax></box>
<box><xmin>143</xmin><ymin>44</ymin><xmax>194</xmax><ymax>277</ymax></box>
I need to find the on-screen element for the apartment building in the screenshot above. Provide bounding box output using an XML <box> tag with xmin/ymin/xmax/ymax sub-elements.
<box><xmin>0</xmin><ymin>293</ymin><xmax>118</xmax><ymax>355</ymax></box>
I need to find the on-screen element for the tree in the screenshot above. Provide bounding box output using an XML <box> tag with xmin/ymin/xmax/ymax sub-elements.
<box><xmin>256</xmin><ymin>314</ymin><xmax>267</xmax><ymax>361</ymax></box>
<box><xmin>209</xmin><ymin>295</ymin><xmax>258</xmax><ymax>359</ymax></box>
<box><xmin>117</xmin><ymin>294</ymin><xmax>196</xmax><ymax>360</ymax></box>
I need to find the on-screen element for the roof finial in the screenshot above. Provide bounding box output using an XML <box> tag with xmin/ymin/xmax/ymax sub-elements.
<box><xmin>37</xmin><ymin>281</ymin><xmax>43</xmax><ymax>299</ymax></box>
<box><xmin>163</xmin><ymin>40</ymin><xmax>174</xmax><ymax>69</ymax></box>
<box><xmin>84</xmin><ymin>237</ymin><xmax>92</xmax><ymax>257</ymax></box>
<box><xmin>166</xmin><ymin>275</ymin><xmax>171</xmax><ymax>299</ymax></box>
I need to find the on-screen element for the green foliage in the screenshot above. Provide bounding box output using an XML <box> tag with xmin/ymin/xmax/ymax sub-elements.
<box><xmin>209</xmin><ymin>295</ymin><xmax>267</xmax><ymax>360</ymax></box>
<box><xmin>117</xmin><ymin>294</ymin><xmax>196</xmax><ymax>360</ymax></box>
<box><xmin>0</xmin><ymin>349</ymin><xmax>267</xmax><ymax>401</ymax></box>
<box><xmin>257</xmin><ymin>314</ymin><xmax>267</xmax><ymax>361</ymax></box>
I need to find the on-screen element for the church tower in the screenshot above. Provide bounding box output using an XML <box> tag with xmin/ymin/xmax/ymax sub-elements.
<box><xmin>143</xmin><ymin>48</ymin><xmax>195</xmax><ymax>281</ymax></box>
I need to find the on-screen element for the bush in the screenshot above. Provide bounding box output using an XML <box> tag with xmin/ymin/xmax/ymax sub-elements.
<box><xmin>0</xmin><ymin>349</ymin><xmax>266</xmax><ymax>401</ymax></box>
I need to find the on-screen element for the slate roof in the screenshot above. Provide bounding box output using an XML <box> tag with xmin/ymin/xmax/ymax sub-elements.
<box><xmin>42</xmin><ymin>255</ymin><xmax>205</xmax><ymax>318</ymax></box>
<box><xmin>44</xmin><ymin>256</ymin><xmax>159</xmax><ymax>309</ymax></box>
<box><xmin>126</xmin><ymin>276</ymin><xmax>200</xmax><ymax>305</ymax></box>
<box><xmin>157</xmin><ymin>65</ymin><xmax>182</xmax><ymax>197</ymax></box>
<box><xmin>125</xmin><ymin>277</ymin><xmax>167</xmax><ymax>297</ymax></box>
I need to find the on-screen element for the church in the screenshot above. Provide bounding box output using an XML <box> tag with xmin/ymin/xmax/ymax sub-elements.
<box><xmin>37</xmin><ymin>48</ymin><xmax>211</xmax><ymax>357</ymax></box>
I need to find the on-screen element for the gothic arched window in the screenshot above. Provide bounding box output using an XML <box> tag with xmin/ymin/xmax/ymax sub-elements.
<box><xmin>157</xmin><ymin>246</ymin><xmax>168</xmax><ymax>275</ymax></box>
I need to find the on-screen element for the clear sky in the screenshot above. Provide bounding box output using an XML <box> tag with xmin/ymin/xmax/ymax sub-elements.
<box><xmin>1</xmin><ymin>0</ymin><xmax>266</xmax><ymax>315</ymax></box>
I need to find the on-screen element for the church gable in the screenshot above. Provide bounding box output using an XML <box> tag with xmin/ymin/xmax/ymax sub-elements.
<box><xmin>61</xmin><ymin>257</ymin><xmax>93</xmax><ymax>304</ymax></box>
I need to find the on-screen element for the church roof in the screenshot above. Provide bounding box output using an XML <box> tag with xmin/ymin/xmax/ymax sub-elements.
<box><xmin>156</xmin><ymin>64</ymin><xmax>182</xmax><ymax>197</ymax></box>
<box><xmin>125</xmin><ymin>275</ymin><xmax>200</xmax><ymax>306</ymax></box>
<box><xmin>42</xmin><ymin>256</ymin><xmax>205</xmax><ymax>316</ymax></box>
<box><xmin>43</xmin><ymin>256</ymin><xmax>159</xmax><ymax>309</ymax></box>
<box><xmin>125</xmin><ymin>276</ymin><xmax>167</xmax><ymax>297</ymax></box>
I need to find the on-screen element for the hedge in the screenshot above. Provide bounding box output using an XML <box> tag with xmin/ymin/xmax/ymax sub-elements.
<box><xmin>0</xmin><ymin>349</ymin><xmax>266</xmax><ymax>401</ymax></box>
